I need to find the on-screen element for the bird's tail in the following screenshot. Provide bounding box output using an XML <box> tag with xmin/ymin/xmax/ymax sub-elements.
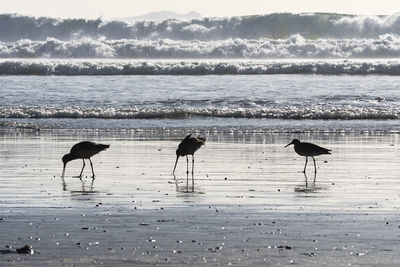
<box><xmin>97</xmin><ymin>144</ymin><xmax>110</xmax><ymax>150</ymax></box>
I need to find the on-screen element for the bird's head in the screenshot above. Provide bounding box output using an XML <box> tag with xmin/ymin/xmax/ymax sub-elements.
<box><xmin>285</xmin><ymin>138</ymin><xmax>300</xmax><ymax>148</ymax></box>
<box><xmin>62</xmin><ymin>153</ymin><xmax>74</xmax><ymax>165</ymax></box>
<box><xmin>176</xmin><ymin>148</ymin><xmax>184</xmax><ymax>157</ymax></box>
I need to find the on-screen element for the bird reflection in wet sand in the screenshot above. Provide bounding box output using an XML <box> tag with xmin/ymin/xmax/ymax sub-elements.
<box><xmin>294</xmin><ymin>173</ymin><xmax>319</xmax><ymax>193</ymax></box>
<box><xmin>175</xmin><ymin>172</ymin><xmax>195</xmax><ymax>193</ymax></box>
<box><xmin>61</xmin><ymin>141</ymin><xmax>110</xmax><ymax>190</ymax></box>
<box><xmin>285</xmin><ymin>139</ymin><xmax>331</xmax><ymax>174</ymax></box>
<box><xmin>69</xmin><ymin>178</ymin><xmax>99</xmax><ymax>195</ymax></box>
<box><xmin>173</xmin><ymin>134</ymin><xmax>205</xmax><ymax>190</ymax></box>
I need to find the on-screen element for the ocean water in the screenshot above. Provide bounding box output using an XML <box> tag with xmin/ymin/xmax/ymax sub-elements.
<box><xmin>1</xmin><ymin>74</ymin><xmax>400</xmax><ymax>132</ymax></box>
<box><xmin>1</xmin><ymin>13</ymin><xmax>400</xmax><ymax>133</ymax></box>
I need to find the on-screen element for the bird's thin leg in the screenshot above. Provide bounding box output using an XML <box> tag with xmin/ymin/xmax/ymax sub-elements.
<box><xmin>303</xmin><ymin>156</ymin><xmax>308</xmax><ymax>173</ymax></box>
<box><xmin>191</xmin><ymin>155</ymin><xmax>195</xmax><ymax>192</ymax></box>
<box><xmin>192</xmin><ymin>154</ymin><xmax>195</xmax><ymax>175</ymax></box>
<box><xmin>304</xmin><ymin>172</ymin><xmax>308</xmax><ymax>188</ymax></box>
<box><xmin>312</xmin><ymin>156</ymin><xmax>317</xmax><ymax>174</ymax></box>
<box><xmin>74</xmin><ymin>159</ymin><xmax>86</xmax><ymax>178</ymax></box>
<box><xmin>61</xmin><ymin>164</ymin><xmax>67</xmax><ymax>190</ymax></box>
<box><xmin>191</xmin><ymin>172</ymin><xmax>194</xmax><ymax>192</ymax></box>
<box><xmin>186</xmin><ymin>171</ymin><xmax>189</xmax><ymax>193</ymax></box>
<box><xmin>89</xmin><ymin>158</ymin><xmax>95</xmax><ymax>179</ymax></box>
<box><xmin>186</xmin><ymin>156</ymin><xmax>189</xmax><ymax>174</ymax></box>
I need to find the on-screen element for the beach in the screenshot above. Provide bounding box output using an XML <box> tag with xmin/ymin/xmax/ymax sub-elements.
<box><xmin>1</xmin><ymin>9</ymin><xmax>400</xmax><ymax>267</ymax></box>
<box><xmin>1</xmin><ymin>129</ymin><xmax>400</xmax><ymax>266</ymax></box>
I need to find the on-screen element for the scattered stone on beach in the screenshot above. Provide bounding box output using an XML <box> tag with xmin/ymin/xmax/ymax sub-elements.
<box><xmin>16</xmin><ymin>245</ymin><xmax>34</xmax><ymax>254</ymax></box>
<box><xmin>277</xmin><ymin>245</ymin><xmax>292</xmax><ymax>250</ymax></box>
<box><xmin>302</xmin><ymin>252</ymin><xmax>316</xmax><ymax>257</ymax></box>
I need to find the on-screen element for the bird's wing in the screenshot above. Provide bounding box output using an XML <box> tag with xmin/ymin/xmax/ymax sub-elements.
<box><xmin>178</xmin><ymin>134</ymin><xmax>192</xmax><ymax>148</ymax></box>
<box><xmin>304</xmin><ymin>142</ymin><xmax>331</xmax><ymax>155</ymax></box>
<box><xmin>70</xmin><ymin>141</ymin><xmax>92</xmax><ymax>153</ymax></box>
<box><xmin>189</xmin><ymin>136</ymin><xmax>205</xmax><ymax>149</ymax></box>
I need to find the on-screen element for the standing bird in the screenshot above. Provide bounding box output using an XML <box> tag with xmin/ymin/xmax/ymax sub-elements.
<box><xmin>173</xmin><ymin>134</ymin><xmax>206</xmax><ymax>177</ymax></box>
<box><xmin>61</xmin><ymin>141</ymin><xmax>110</xmax><ymax>179</ymax></box>
<box><xmin>285</xmin><ymin>139</ymin><xmax>331</xmax><ymax>174</ymax></box>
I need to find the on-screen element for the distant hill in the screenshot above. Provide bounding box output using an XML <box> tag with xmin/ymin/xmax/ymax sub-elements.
<box><xmin>121</xmin><ymin>11</ymin><xmax>202</xmax><ymax>23</ymax></box>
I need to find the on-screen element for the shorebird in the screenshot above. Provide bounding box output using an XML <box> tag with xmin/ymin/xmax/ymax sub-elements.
<box><xmin>173</xmin><ymin>134</ymin><xmax>206</xmax><ymax>177</ymax></box>
<box><xmin>61</xmin><ymin>141</ymin><xmax>110</xmax><ymax>179</ymax></box>
<box><xmin>285</xmin><ymin>139</ymin><xmax>331</xmax><ymax>173</ymax></box>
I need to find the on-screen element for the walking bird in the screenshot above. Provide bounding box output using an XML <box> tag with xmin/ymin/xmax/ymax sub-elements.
<box><xmin>173</xmin><ymin>134</ymin><xmax>205</xmax><ymax>177</ymax></box>
<box><xmin>61</xmin><ymin>141</ymin><xmax>110</xmax><ymax>179</ymax></box>
<box><xmin>285</xmin><ymin>139</ymin><xmax>331</xmax><ymax>173</ymax></box>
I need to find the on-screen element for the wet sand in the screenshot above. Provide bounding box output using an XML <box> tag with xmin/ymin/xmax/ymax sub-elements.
<box><xmin>1</xmin><ymin>130</ymin><xmax>400</xmax><ymax>266</ymax></box>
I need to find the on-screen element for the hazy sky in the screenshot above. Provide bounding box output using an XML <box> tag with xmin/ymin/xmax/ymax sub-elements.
<box><xmin>1</xmin><ymin>0</ymin><xmax>400</xmax><ymax>18</ymax></box>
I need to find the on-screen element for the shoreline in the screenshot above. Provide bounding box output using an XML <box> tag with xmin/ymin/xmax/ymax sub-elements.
<box><xmin>1</xmin><ymin>130</ymin><xmax>400</xmax><ymax>265</ymax></box>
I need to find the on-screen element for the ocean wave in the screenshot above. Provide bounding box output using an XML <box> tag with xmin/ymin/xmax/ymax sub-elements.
<box><xmin>2</xmin><ymin>13</ymin><xmax>400</xmax><ymax>42</ymax></box>
<box><xmin>1</xmin><ymin>59</ymin><xmax>400</xmax><ymax>75</ymax></box>
<box><xmin>0</xmin><ymin>106</ymin><xmax>398</xmax><ymax>120</ymax></box>
<box><xmin>2</xmin><ymin>35</ymin><xmax>400</xmax><ymax>59</ymax></box>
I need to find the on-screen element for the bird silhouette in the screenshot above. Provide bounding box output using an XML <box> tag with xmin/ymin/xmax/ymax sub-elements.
<box><xmin>173</xmin><ymin>134</ymin><xmax>205</xmax><ymax>178</ymax></box>
<box><xmin>285</xmin><ymin>139</ymin><xmax>331</xmax><ymax>173</ymax></box>
<box><xmin>61</xmin><ymin>141</ymin><xmax>110</xmax><ymax>181</ymax></box>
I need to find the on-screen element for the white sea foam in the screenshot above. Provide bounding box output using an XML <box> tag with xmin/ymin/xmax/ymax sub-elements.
<box><xmin>1</xmin><ymin>59</ymin><xmax>400</xmax><ymax>75</ymax></box>
<box><xmin>1</xmin><ymin>13</ymin><xmax>400</xmax><ymax>62</ymax></box>
<box><xmin>1</xmin><ymin>35</ymin><xmax>400</xmax><ymax>59</ymax></box>
<box><xmin>0</xmin><ymin>105</ymin><xmax>397</xmax><ymax>120</ymax></box>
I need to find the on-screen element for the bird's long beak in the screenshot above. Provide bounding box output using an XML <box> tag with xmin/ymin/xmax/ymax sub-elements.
<box><xmin>61</xmin><ymin>163</ymin><xmax>66</xmax><ymax>177</ymax></box>
<box><xmin>61</xmin><ymin>163</ymin><xmax>67</xmax><ymax>190</ymax></box>
<box><xmin>284</xmin><ymin>142</ymin><xmax>293</xmax><ymax>148</ymax></box>
<box><xmin>173</xmin><ymin>155</ymin><xmax>179</xmax><ymax>176</ymax></box>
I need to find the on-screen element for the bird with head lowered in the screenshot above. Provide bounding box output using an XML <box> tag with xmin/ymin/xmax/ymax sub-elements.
<box><xmin>173</xmin><ymin>134</ymin><xmax>206</xmax><ymax>177</ymax></box>
<box><xmin>61</xmin><ymin>141</ymin><xmax>110</xmax><ymax>182</ymax></box>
